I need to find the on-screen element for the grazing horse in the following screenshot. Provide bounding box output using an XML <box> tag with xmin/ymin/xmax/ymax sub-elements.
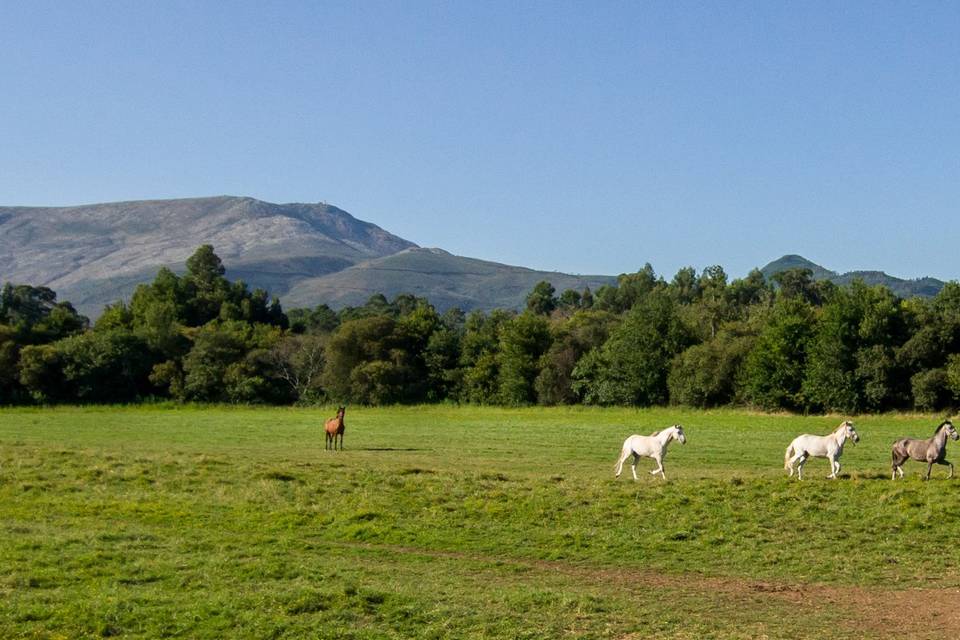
<box><xmin>891</xmin><ymin>420</ymin><xmax>959</xmax><ymax>480</ymax></box>
<box><xmin>614</xmin><ymin>425</ymin><xmax>687</xmax><ymax>481</ymax></box>
<box><xmin>784</xmin><ymin>421</ymin><xmax>859</xmax><ymax>481</ymax></box>
<box><xmin>325</xmin><ymin>406</ymin><xmax>346</xmax><ymax>451</ymax></box>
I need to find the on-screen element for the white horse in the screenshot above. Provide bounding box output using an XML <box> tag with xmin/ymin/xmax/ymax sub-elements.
<box><xmin>784</xmin><ymin>421</ymin><xmax>860</xmax><ymax>480</ymax></box>
<box><xmin>614</xmin><ymin>425</ymin><xmax>687</xmax><ymax>481</ymax></box>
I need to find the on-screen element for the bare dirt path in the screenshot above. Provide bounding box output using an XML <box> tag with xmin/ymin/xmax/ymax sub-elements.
<box><xmin>325</xmin><ymin>540</ymin><xmax>960</xmax><ymax>639</ymax></box>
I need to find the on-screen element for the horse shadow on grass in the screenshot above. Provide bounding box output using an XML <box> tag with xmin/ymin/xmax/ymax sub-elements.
<box><xmin>848</xmin><ymin>471</ymin><xmax>892</xmax><ymax>481</ymax></box>
<box><xmin>780</xmin><ymin>471</ymin><xmax>893</xmax><ymax>482</ymax></box>
<box><xmin>355</xmin><ymin>447</ymin><xmax>430</xmax><ymax>452</ymax></box>
<box><xmin>814</xmin><ymin>471</ymin><xmax>925</xmax><ymax>481</ymax></box>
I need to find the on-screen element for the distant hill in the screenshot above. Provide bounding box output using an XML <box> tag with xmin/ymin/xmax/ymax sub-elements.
<box><xmin>760</xmin><ymin>254</ymin><xmax>946</xmax><ymax>298</ymax></box>
<box><xmin>0</xmin><ymin>196</ymin><xmax>614</xmax><ymax>316</ymax></box>
<box><xmin>284</xmin><ymin>247</ymin><xmax>616</xmax><ymax>312</ymax></box>
<box><xmin>3</xmin><ymin>197</ymin><xmax>946</xmax><ymax>317</ymax></box>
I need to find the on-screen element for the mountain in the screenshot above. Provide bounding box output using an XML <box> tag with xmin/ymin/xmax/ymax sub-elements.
<box><xmin>759</xmin><ymin>254</ymin><xmax>838</xmax><ymax>281</ymax></box>
<box><xmin>760</xmin><ymin>254</ymin><xmax>946</xmax><ymax>298</ymax></box>
<box><xmin>0</xmin><ymin>196</ymin><xmax>415</xmax><ymax>317</ymax></box>
<box><xmin>284</xmin><ymin>247</ymin><xmax>615</xmax><ymax>312</ymax></box>
<box><xmin>0</xmin><ymin>196</ymin><xmax>614</xmax><ymax>316</ymax></box>
<box><xmin>5</xmin><ymin>197</ymin><xmax>941</xmax><ymax>318</ymax></box>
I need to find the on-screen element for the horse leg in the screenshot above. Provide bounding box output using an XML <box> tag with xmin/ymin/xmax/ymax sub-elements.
<box><xmin>925</xmin><ymin>461</ymin><xmax>933</xmax><ymax>480</ymax></box>
<box><xmin>936</xmin><ymin>459</ymin><xmax>953</xmax><ymax>479</ymax></box>
<box><xmin>630</xmin><ymin>453</ymin><xmax>639</xmax><ymax>481</ymax></box>
<box><xmin>796</xmin><ymin>454</ymin><xmax>807</xmax><ymax>481</ymax></box>
<box><xmin>788</xmin><ymin>452</ymin><xmax>805</xmax><ymax>480</ymax></box>
<box><xmin>650</xmin><ymin>455</ymin><xmax>665</xmax><ymax>479</ymax></box>
<box><xmin>829</xmin><ymin>458</ymin><xmax>840</xmax><ymax>479</ymax></box>
<box><xmin>892</xmin><ymin>450</ymin><xmax>907</xmax><ymax>480</ymax></box>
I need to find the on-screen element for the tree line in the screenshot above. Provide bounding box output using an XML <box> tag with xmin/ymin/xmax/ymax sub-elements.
<box><xmin>3</xmin><ymin>245</ymin><xmax>960</xmax><ymax>412</ymax></box>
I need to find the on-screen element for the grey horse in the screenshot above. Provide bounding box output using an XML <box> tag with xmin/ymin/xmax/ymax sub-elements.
<box><xmin>891</xmin><ymin>420</ymin><xmax>959</xmax><ymax>480</ymax></box>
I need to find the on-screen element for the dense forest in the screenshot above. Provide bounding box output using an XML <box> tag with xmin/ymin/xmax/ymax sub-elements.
<box><xmin>3</xmin><ymin>245</ymin><xmax>960</xmax><ymax>413</ymax></box>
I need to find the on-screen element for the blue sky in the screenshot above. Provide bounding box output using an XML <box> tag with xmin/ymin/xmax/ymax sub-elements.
<box><xmin>2</xmin><ymin>1</ymin><xmax>959</xmax><ymax>281</ymax></box>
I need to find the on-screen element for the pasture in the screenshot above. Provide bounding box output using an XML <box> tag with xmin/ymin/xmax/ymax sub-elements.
<box><xmin>1</xmin><ymin>406</ymin><xmax>959</xmax><ymax>639</ymax></box>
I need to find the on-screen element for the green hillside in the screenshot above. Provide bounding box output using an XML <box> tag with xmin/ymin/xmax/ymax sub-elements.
<box><xmin>761</xmin><ymin>254</ymin><xmax>946</xmax><ymax>298</ymax></box>
<box><xmin>759</xmin><ymin>254</ymin><xmax>837</xmax><ymax>281</ymax></box>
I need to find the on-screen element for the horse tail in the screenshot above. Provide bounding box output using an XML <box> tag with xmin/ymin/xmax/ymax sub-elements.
<box><xmin>784</xmin><ymin>443</ymin><xmax>794</xmax><ymax>471</ymax></box>
<box><xmin>891</xmin><ymin>440</ymin><xmax>905</xmax><ymax>462</ymax></box>
<box><xmin>614</xmin><ymin>440</ymin><xmax>630</xmax><ymax>471</ymax></box>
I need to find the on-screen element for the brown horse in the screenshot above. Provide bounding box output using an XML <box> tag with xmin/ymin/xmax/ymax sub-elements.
<box><xmin>325</xmin><ymin>406</ymin><xmax>346</xmax><ymax>451</ymax></box>
<box><xmin>891</xmin><ymin>420</ymin><xmax>959</xmax><ymax>480</ymax></box>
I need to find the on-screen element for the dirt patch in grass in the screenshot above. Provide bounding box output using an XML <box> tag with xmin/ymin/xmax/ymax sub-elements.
<box><xmin>330</xmin><ymin>541</ymin><xmax>960</xmax><ymax>639</ymax></box>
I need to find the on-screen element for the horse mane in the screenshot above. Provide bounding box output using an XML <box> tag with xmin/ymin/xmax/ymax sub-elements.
<box><xmin>936</xmin><ymin>420</ymin><xmax>953</xmax><ymax>434</ymax></box>
<box><xmin>649</xmin><ymin>430</ymin><xmax>660</xmax><ymax>436</ymax></box>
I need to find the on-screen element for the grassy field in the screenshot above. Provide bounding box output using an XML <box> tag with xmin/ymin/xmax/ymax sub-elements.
<box><xmin>1</xmin><ymin>405</ymin><xmax>959</xmax><ymax>639</ymax></box>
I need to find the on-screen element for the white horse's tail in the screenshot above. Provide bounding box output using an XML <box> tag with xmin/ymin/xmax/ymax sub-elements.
<box><xmin>784</xmin><ymin>444</ymin><xmax>794</xmax><ymax>471</ymax></box>
<box><xmin>613</xmin><ymin>450</ymin><xmax>625</xmax><ymax>472</ymax></box>
<box><xmin>613</xmin><ymin>441</ymin><xmax>631</xmax><ymax>473</ymax></box>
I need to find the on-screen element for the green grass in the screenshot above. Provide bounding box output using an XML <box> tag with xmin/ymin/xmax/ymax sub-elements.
<box><xmin>1</xmin><ymin>405</ymin><xmax>958</xmax><ymax>639</ymax></box>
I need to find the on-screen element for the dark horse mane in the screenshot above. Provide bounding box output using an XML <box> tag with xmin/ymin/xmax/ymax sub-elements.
<box><xmin>936</xmin><ymin>420</ymin><xmax>954</xmax><ymax>435</ymax></box>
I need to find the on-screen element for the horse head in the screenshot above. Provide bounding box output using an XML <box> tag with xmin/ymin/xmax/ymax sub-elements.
<box><xmin>842</xmin><ymin>421</ymin><xmax>859</xmax><ymax>444</ymax></box>
<box><xmin>672</xmin><ymin>424</ymin><xmax>686</xmax><ymax>445</ymax></box>
<box><xmin>942</xmin><ymin>420</ymin><xmax>958</xmax><ymax>441</ymax></box>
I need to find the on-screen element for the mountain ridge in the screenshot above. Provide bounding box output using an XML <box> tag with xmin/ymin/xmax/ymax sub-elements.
<box><xmin>284</xmin><ymin>246</ymin><xmax>615</xmax><ymax>311</ymax></box>
<box><xmin>760</xmin><ymin>254</ymin><xmax>946</xmax><ymax>298</ymax></box>
<box><xmin>0</xmin><ymin>196</ymin><xmax>615</xmax><ymax>316</ymax></box>
<box><xmin>0</xmin><ymin>197</ymin><xmax>951</xmax><ymax>317</ymax></box>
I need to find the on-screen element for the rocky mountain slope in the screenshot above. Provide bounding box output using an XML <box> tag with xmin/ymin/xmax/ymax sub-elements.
<box><xmin>0</xmin><ymin>196</ymin><xmax>415</xmax><ymax>316</ymax></box>
<box><xmin>0</xmin><ymin>196</ymin><xmax>613</xmax><ymax>316</ymax></box>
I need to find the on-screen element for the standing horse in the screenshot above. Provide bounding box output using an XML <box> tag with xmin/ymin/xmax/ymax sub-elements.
<box><xmin>784</xmin><ymin>421</ymin><xmax>859</xmax><ymax>480</ymax></box>
<box><xmin>325</xmin><ymin>406</ymin><xmax>346</xmax><ymax>451</ymax></box>
<box><xmin>891</xmin><ymin>420</ymin><xmax>959</xmax><ymax>480</ymax></box>
<box><xmin>614</xmin><ymin>425</ymin><xmax>687</xmax><ymax>481</ymax></box>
